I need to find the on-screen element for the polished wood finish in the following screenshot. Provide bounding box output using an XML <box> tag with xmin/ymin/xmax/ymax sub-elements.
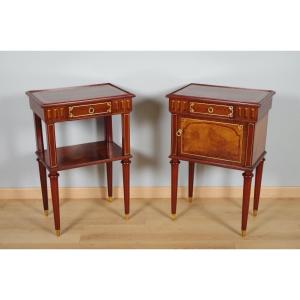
<box><xmin>167</xmin><ymin>83</ymin><xmax>274</xmax><ymax>236</ymax></box>
<box><xmin>180</xmin><ymin>118</ymin><xmax>244</xmax><ymax>163</ymax></box>
<box><xmin>121</xmin><ymin>113</ymin><xmax>131</xmax><ymax>217</ymax></box>
<box><xmin>49</xmin><ymin>172</ymin><xmax>60</xmax><ymax>235</ymax></box>
<box><xmin>46</xmin><ymin>124</ymin><xmax>58</xmax><ymax>169</ymax></box>
<box><xmin>188</xmin><ymin>162</ymin><xmax>195</xmax><ymax>200</ymax></box>
<box><xmin>169</xmin><ymin>84</ymin><xmax>274</xmax><ymax>124</ymax></box>
<box><xmin>106</xmin><ymin>162</ymin><xmax>113</xmax><ymax>200</ymax></box>
<box><xmin>170</xmin><ymin>159</ymin><xmax>180</xmax><ymax>217</ymax></box>
<box><xmin>33</xmin><ymin>113</ymin><xmax>45</xmax><ymax>153</ymax></box>
<box><xmin>105</xmin><ymin>116</ymin><xmax>113</xmax><ymax>200</ymax></box>
<box><xmin>253</xmin><ymin>158</ymin><xmax>265</xmax><ymax>215</ymax></box>
<box><xmin>242</xmin><ymin>171</ymin><xmax>253</xmax><ymax>234</ymax></box>
<box><xmin>27</xmin><ymin>83</ymin><xmax>134</xmax><ymax>236</ymax></box>
<box><xmin>122</xmin><ymin>159</ymin><xmax>131</xmax><ymax>217</ymax></box>
<box><xmin>121</xmin><ymin>114</ymin><xmax>130</xmax><ymax>155</ymax></box>
<box><xmin>36</xmin><ymin>141</ymin><xmax>130</xmax><ymax>171</ymax></box>
<box><xmin>37</xmin><ymin>160</ymin><xmax>48</xmax><ymax>213</ymax></box>
<box><xmin>189</xmin><ymin>101</ymin><xmax>233</xmax><ymax>118</ymax></box>
<box><xmin>33</xmin><ymin>113</ymin><xmax>48</xmax><ymax>213</ymax></box>
<box><xmin>27</xmin><ymin>83</ymin><xmax>133</xmax><ymax>123</ymax></box>
<box><xmin>252</xmin><ymin>115</ymin><xmax>268</xmax><ymax>164</ymax></box>
<box><xmin>69</xmin><ymin>101</ymin><xmax>112</xmax><ymax>119</ymax></box>
<box><xmin>168</xmin><ymin>83</ymin><xmax>274</xmax><ymax>104</ymax></box>
<box><xmin>1</xmin><ymin>196</ymin><xmax>300</xmax><ymax>249</ymax></box>
<box><xmin>27</xmin><ymin>83</ymin><xmax>134</xmax><ymax>106</ymax></box>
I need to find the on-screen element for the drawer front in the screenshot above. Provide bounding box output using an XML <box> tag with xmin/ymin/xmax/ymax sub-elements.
<box><xmin>68</xmin><ymin>101</ymin><xmax>112</xmax><ymax>119</ymax></box>
<box><xmin>189</xmin><ymin>102</ymin><xmax>233</xmax><ymax>118</ymax></box>
<box><xmin>44</xmin><ymin>98</ymin><xmax>132</xmax><ymax>122</ymax></box>
<box><xmin>178</xmin><ymin>118</ymin><xmax>244</xmax><ymax>163</ymax></box>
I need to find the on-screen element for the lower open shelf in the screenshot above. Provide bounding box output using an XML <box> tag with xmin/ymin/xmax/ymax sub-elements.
<box><xmin>36</xmin><ymin>141</ymin><xmax>130</xmax><ymax>171</ymax></box>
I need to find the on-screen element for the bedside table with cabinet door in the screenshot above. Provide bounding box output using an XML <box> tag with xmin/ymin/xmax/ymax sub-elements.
<box><xmin>167</xmin><ymin>83</ymin><xmax>275</xmax><ymax>236</ymax></box>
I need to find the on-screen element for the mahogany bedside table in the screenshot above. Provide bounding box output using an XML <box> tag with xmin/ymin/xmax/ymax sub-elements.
<box><xmin>167</xmin><ymin>83</ymin><xmax>275</xmax><ymax>236</ymax></box>
<box><xmin>26</xmin><ymin>83</ymin><xmax>135</xmax><ymax>236</ymax></box>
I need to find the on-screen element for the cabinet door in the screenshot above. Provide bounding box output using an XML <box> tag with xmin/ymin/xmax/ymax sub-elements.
<box><xmin>179</xmin><ymin>118</ymin><xmax>244</xmax><ymax>163</ymax></box>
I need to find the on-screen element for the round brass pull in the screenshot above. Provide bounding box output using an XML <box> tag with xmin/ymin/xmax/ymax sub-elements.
<box><xmin>208</xmin><ymin>106</ymin><xmax>214</xmax><ymax>113</ymax></box>
<box><xmin>176</xmin><ymin>129</ymin><xmax>183</xmax><ymax>137</ymax></box>
<box><xmin>89</xmin><ymin>107</ymin><xmax>95</xmax><ymax>114</ymax></box>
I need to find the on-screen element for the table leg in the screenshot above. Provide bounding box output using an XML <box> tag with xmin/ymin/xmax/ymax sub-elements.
<box><xmin>170</xmin><ymin>159</ymin><xmax>180</xmax><ymax>220</ymax></box>
<box><xmin>49</xmin><ymin>172</ymin><xmax>60</xmax><ymax>236</ymax></box>
<box><xmin>253</xmin><ymin>158</ymin><xmax>265</xmax><ymax>217</ymax></box>
<box><xmin>106</xmin><ymin>162</ymin><xmax>113</xmax><ymax>202</ymax></box>
<box><xmin>121</xmin><ymin>114</ymin><xmax>131</xmax><ymax>219</ymax></box>
<box><xmin>122</xmin><ymin>159</ymin><xmax>131</xmax><ymax>219</ymax></box>
<box><xmin>33</xmin><ymin>114</ymin><xmax>49</xmax><ymax>215</ymax></box>
<box><xmin>105</xmin><ymin>116</ymin><xmax>113</xmax><ymax>202</ymax></box>
<box><xmin>37</xmin><ymin>159</ymin><xmax>49</xmax><ymax>215</ymax></box>
<box><xmin>46</xmin><ymin>123</ymin><xmax>60</xmax><ymax>236</ymax></box>
<box><xmin>188</xmin><ymin>162</ymin><xmax>195</xmax><ymax>202</ymax></box>
<box><xmin>241</xmin><ymin>170</ymin><xmax>253</xmax><ymax>236</ymax></box>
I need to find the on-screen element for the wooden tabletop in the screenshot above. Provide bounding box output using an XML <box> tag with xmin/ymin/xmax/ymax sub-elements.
<box><xmin>26</xmin><ymin>83</ymin><xmax>135</xmax><ymax>107</ymax></box>
<box><xmin>167</xmin><ymin>83</ymin><xmax>275</xmax><ymax>104</ymax></box>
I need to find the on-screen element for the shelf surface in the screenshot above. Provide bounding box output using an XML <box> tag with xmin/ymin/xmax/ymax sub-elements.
<box><xmin>167</xmin><ymin>83</ymin><xmax>275</xmax><ymax>104</ymax></box>
<box><xmin>37</xmin><ymin>141</ymin><xmax>130</xmax><ymax>171</ymax></box>
<box><xmin>26</xmin><ymin>83</ymin><xmax>135</xmax><ymax>106</ymax></box>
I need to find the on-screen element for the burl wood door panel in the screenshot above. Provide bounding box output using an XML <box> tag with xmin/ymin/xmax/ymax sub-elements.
<box><xmin>179</xmin><ymin>118</ymin><xmax>244</xmax><ymax>163</ymax></box>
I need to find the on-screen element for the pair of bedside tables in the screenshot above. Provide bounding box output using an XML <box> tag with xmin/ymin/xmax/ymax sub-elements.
<box><xmin>26</xmin><ymin>83</ymin><xmax>274</xmax><ymax>237</ymax></box>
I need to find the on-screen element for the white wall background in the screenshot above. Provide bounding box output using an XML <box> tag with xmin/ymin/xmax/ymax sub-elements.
<box><xmin>0</xmin><ymin>51</ymin><xmax>299</xmax><ymax>188</ymax></box>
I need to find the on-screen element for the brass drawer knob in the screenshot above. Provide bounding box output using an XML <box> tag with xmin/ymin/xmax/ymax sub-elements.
<box><xmin>208</xmin><ymin>106</ymin><xmax>214</xmax><ymax>113</ymax></box>
<box><xmin>89</xmin><ymin>107</ymin><xmax>95</xmax><ymax>114</ymax></box>
<box><xmin>176</xmin><ymin>129</ymin><xmax>183</xmax><ymax>137</ymax></box>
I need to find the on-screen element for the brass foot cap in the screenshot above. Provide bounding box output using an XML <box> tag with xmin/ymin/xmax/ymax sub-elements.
<box><xmin>124</xmin><ymin>214</ymin><xmax>129</xmax><ymax>220</ymax></box>
<box><xmin>241</xmin><ymin>230</ymin><xmax>247</xmax><ymax>237</ymax></box>
<box><xmin>253</xmin><ymin>210</ymin><xmax>258</xmax><ymax>217</ymax></box>
<box><xmin>44</xmin><ymin>210</ymin><xmax>48</xmax><ymax>216</ymax></box>
<box><xmin>171</xmin><ymin>214</ymin><xmax>176</xmax><ymax>220</ymax></box>
<box><xmin>107</xmin><ymin>196</ymin><xmax>113</xmax><ymax>202</ymax></box>
<box><xmin>188</xmin><ymin>197</ymin><xmax>192</xmax><ymax>203</ymax></box>
<box><xmin>56</xmin><ymin>230</ymin><xmax>61</xmax><ymax>237</ymax></box>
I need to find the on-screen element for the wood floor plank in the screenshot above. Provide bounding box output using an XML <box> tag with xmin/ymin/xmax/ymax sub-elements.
<box><xmin>0</xmin><ymin>197</ymin><xmax>299</xmax><ymax>249</ymax></box>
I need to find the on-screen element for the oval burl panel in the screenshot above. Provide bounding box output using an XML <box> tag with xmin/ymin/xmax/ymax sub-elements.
<box><xmin>180</xmin><ymin>118</ymin><xmax>244</xmax><ymax>162</ymax></box>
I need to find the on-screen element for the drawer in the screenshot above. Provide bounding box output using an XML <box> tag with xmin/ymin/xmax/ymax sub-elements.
<box><xmin>68</xmin><ymin>101</ymin><xmax>112</xmax><ymax>119</ymax></box>
<box><xmin>178</xmin><ymin>118</ymin><xmax>244</xmax><ymax>163</ymax></box>
<box><xmin>44</xmin><ymin>98</ymin><xmax>132</xmax><ymax>122</ymax></box>
<box><xmin>189</xmin><ymin>102</ymin><xmax>233</xmax><ymax>118</ymax></box>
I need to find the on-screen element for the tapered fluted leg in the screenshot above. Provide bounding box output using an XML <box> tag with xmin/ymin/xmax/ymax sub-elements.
<box><xmin>122</xmin><ymin>159</ymin><xmax>131</xmax><ymax>219</ymax></box>
<box><xmin>49</xmin><ymin>172</ymin><xmax>60</xmax><ymax>236</ymax></box>
<box><xmin>121</xmin><ymin>113</ymin><xmax>130</xmax><ymax>219</ymax></box>
<box><xmin>106</xmin><ymin>162</ymin><xmax>113</xmax><ymax>202</ymax></box>
<box><xmin>253</xmin><ymin>158</ymin><xmax>265</xmax><ymax>216</ymax></box>
<box><xmin>241</xmin><ymin>171</ymin><xmax>253</xmax><ymax>236</ymax></box>
<box><xmin>188</xmin><ymin>162</ymin><xmax>195</xmax><ymax>202</ymax></box>
<box><xmin>170</xmin><ymin>159</ymin><xmax>180</xmax><ymax>220</ymax></box>
<box><xmin>37</xmin><ymin>159</ymin><xmax>48</xmax><ymax>215</ymax></box>
<box><xmin>45</xmin><ymin>123</ymin><xmax>60</xmax><ymax>236</ymax></box>
<box><xmin>104</xmin><ymin>115</ymin><xmax>113</xmax><ymax>202</ymax></box>
<box><xmin>33</xmin><ymin>113</ymin><xmax>48</xmax><ymax>216</ymax></box>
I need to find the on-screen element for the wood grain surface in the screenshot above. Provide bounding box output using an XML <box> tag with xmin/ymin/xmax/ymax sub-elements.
<box><xmin>0</xmin><ymin>196</ymin><xmax>299</xmax><ymax>249</ymax></box>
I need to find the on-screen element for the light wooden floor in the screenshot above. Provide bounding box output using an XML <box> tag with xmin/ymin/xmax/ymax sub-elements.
<box><xmin>0</xmin><ymin>196</ymin><xmax>300</xmax><ymax>248</ymax></box>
